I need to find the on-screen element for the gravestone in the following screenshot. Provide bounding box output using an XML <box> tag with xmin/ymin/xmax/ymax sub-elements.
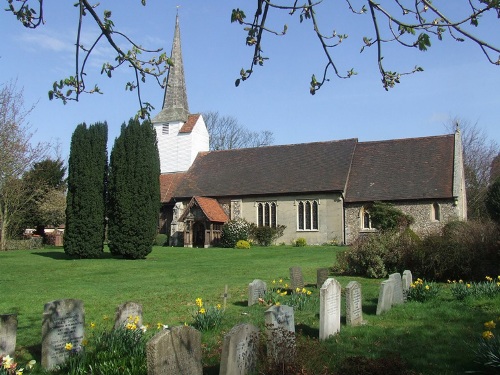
<box><xmin>289</xmin><ymin>266</ymin><xmax>304</xmax><ymax>290</ymax></box>
<box><xmin>41</xmin><ymin>299</ymin><xmax>84</xmax><ymax>370</ymax></box>
<box><xmin>345</xmin><ymin>281</ymin><xmax>364</xmax><ymax>326</ymax></box>
<box><xmin>376</xmin><ymin>280</ymin><xmax>395</xmax><ymax>315</ymax></box>
<box><xmin>389</xmin><ymin>273</ymin><xmax>404</xmax><ymax>305</ymax></box>
<box><xmin>0</xmin><ymin>314</ymin><xmax>17</xmax><ymax>356</ymax></box>
<box><xmin>248</xmin><ymin>279</ymin><xmax>267</xmax><ymax>306</ymax></box>
<box><xmin>147</xmin><ymin>325</ymin><xmax>202</xmax><ymax>375</ymax></box>
<box><xmin>220</xmin><ymin>285</ymin><xmax>231</xmax><ymax>310</ymax></box>
<box><xmin>316</xmin><ymin>268</ymin><xmax>329</xmax><ymax>289</ymax></box>
<box><xmin>319</xmin><ymin>278</ymin><xmax>341</xmax><ymax>340</ymax></box>
<box><xmin>402</xmin><ymin>270</ymin><xmax>413</xmax><ymax>302</ymax></box>
<box><xmin>219</xmin><ymin>323</ymin><xmax>259</xmax><ymax>375</ymax></box>
<box><xmin>114</xmin><ymin>301</ymin><xmax>143</xmax><ymax>329</ymax></box>
<box><xmin>265</xmin><ymin>305</ymin><xmax>295</xmax><ymax>364</ymax></box>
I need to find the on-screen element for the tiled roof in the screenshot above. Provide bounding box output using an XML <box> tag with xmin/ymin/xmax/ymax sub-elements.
<box><xmin>159</xmin><ymin>172</ymin><xmax>186</xmax><ymax>202</ymax></box>
<box><xmin>179</xmin><ymin>114</ymin><xmax>200</xmax><ymax>133</ymax></box>
<box><xmin>171</xmin><ymin>139</ymin><xmax>358</xmax><ymax>198</ymax></box>
<box><xmin>193</xmin><ymin>196</ymin><xmax>228</xmax><ymax>222</ymax></box>
<box><xmin>344</xmin><ymin>135</ymin><xmax>455</xmax><ymax>202</ymax></box>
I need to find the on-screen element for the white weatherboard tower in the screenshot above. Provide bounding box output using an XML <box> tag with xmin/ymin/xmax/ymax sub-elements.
<box><xmin>152</xmin><ymin>15</ymin><xmax>209</xmax><ymax>174</ymax></box>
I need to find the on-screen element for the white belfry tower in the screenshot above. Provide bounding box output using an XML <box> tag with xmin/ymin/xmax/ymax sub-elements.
<box><xmin>152</xmin><ymin>14</ymin><xmax>209</xmax><ymax>174</ymax></box>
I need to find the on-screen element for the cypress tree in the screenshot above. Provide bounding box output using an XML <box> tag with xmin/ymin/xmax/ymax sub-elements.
<box><xmin>108</xmin><ymin>118</ymin><xmax>160</xmax><ymax>259</ymax></box>
<box><xmin>64</xmin><ymin>122</ymin><xmax>108</xmax><ymax>258</ymax></box>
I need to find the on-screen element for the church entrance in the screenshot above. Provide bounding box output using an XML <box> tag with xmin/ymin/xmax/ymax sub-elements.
<box><xmin>192</xmin><ymin>222</ymin><xmax>205</xmax><ymax>248</ymax></box>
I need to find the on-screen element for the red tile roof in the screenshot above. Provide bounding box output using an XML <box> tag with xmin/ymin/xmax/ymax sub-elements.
<box><xmin>179</xmin><ymin>114</ymin><xmax>200</xmax><ymax>133</ymax></box>
<box><xmin>193</xmin><ymin>196</ymin><xmax>228</xmax><ymax>222</ymax></box>
<box><xmin>159</xmin><ymin>173</ymin><xmax>186</xmax><ymax>202</ymax></box>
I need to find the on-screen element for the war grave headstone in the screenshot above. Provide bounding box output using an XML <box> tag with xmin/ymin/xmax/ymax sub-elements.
<box><xmin>376</xmin><ymin>279</ymin><xmax>395</xmax><ymax>315</ymax></box>
<box><xmin>316</xmin><ymin>268</ymin><xmax>329</xmax><ymax>289</ymax></box>
<box><xmin>389</xmin><ymin>273</ymin><xmax>404</xmax><ymax>305</ymax></box>
<box><xmin>41</xmin><ymin>299</ymin><xmax>84</xmax><ymax>370</ymax></box>
<box><xmin>345</xmin><ymin>281</ymin><xmax>364</xmax><ymax>326</ymax></box>
<box><xmin>402</xmin><ymin>270</ymin><xmax>413</xmax><ymax>302</ymax></box>
<box><xmin>248</xmin><ymin>279</ymin><xmax>267</xmax><ymax>306</ymax></box>
<box><xmin>319</xmin><ymin>278</ymin><xmax>341</xmax><ymax>340</ymax></box>
<box><xmin>264</xmin><ymin>305</ymin><xmax>295</xmax><ymax>364</ymax></box>
<box><xmin>0</xmin><ymin>314</ymin><xmax>17</xmax><ymax>357</ymax></box>
<box><xmin>289</xmin><ymin>266</ymin><xmax>304</xmax><ymax>290</ymax></box>
<box><xmin>114</xmin><ymin>301</ymin><xmax>143</xmax><ymax>329</ymax></box>
<box><xmin>147</xmin><ymin>325</ymin><xmax>202</xmax><ymax>375</ymax></box>
<box><xmin>219</xmin><ymin>323</ymin><xmax>259</xmax><ymax>375</ymax></box>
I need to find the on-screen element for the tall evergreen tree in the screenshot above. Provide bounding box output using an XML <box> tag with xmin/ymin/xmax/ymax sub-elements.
<box><xmin>64</xmin><ymin>122</ymin><xmax>108</xmax><ymax>258</ymax></box>
<box><xmin>108</xmin><ymin>118</ymin><xmax>160</xmax><ymax>259</ymax></box>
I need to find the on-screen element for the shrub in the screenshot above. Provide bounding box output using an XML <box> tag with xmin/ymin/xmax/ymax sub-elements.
<box><xmin>235</xmin><ymin>239</ymin><xmax>251</xmax><ymax>249</ymax></box>
<box><xmin>250</xmin><ymin>224</ymin><xmax>286</xmax><ymax>246</ymax></box>
<box><xmin>220</xmin><ymin>219</ymin><xmax>251</xmax><ymax>248</ymax></box>
<box><xmin>369</xmin><ymin>202</ymin><xmax>414</xmax><ymax>231</ymax></box>
<box><xmin>154</xmin><ymin>233</ymin><xmax>168</xmax><ymax>246</ymax></box>
<box><xmin>294</xmin><ymin>238</ymin><xmax>307</xmax><ymax>247</ymax></box>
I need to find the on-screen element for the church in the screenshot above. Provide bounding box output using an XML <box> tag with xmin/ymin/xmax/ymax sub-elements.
<box><xmin>153</xmin><ymin>16</ymin><xmax>467</xmax><ymax>247</ymax></box>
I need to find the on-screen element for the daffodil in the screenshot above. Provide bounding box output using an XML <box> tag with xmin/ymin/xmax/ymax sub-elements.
<box><xmin>2</xmin><ymin>355</ymin><xmax>13</xmax><ymax>369</ymax></box>
<box><xmin>26</xmin><ymin>360</ymin><xmax>36</xmax><ymax>369</ymax></box>
<box><xmin>484</xmin><ymin>320</ymin><xmax>496</xmax><ymax>330</ymax></box>
<box><xmin>195</xmin><ymin>298</ymin><xmax>203</xmax><ymax>307</ymax></box>
<box><xmin>425</xmin><ymin>285</ymin><xmax>430</xmax><ymax>290</ymax></box>
<box><xmin>90</xmin><ymin>322</ymin><xmax>96</xmax><ymax>329</ymax></box>
<box><xmin>216</xmin><ymin>303</ymin><xmax>221</xmax><ymax>310</ymax></box>
<box><xmin>65</xmin><ymin>343</ymin><xmax>73</xmax><ymax>351</ymax></box>
<box><xmin>483</xmin><ymin>330</ymin><xmax>494</xmax><ymax>340</ymax></box>
<box><xmin>275</xmin><ymin>302</ymin><xmax>281</xmax><ymax>306</ymax></box>
<box><xmin>199</xmin><ymin>308</ymin><xmax>206</xmax><ymax>314</ymax></box>
<box><xmin>16</xmin><ymin>368</ymin><xmax>24</xmax><ymax>375</ymax></box>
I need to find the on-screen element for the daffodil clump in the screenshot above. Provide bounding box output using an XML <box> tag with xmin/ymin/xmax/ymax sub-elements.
<box><xmin>448</xmin><ymin>276</ymin><xmax>500</xmax><ymax>301</ymax></box>
<box><xmin>288</xmin><ymin>287</ymin><xmax>314</xmax><ymax>311</ymax></box>
<box><xmin>263</xmin><ymin>278</ymin><xmax>316</xmax><ymax>310</ymax></box>
<box><xmin>192</xmin><ymin>297</ymin><xmax>224</xmax><ymax>331</ymax></box>
<box><xmin>0</xmin><ymin>355</ymin><xmax>35</xmax><ymax>375</ymax></box>
<box><xmin>407</xmin><ymin>278</ymin><xmax>439</xmax><ymax>302</ymax></box>
<box><xmin>474</xmin><ymin>317</ymin><xmax>500</xmax><ymax>371</ymax></box>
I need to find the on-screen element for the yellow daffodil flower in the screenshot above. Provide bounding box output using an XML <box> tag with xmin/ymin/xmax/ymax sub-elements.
<box><xmin>484</xmin><ymin>320</ymin><xmax>496</xmax><ymax>330</ymax></box>
<box><xmin>199</xmin><ymin>308</ymin><xmax>206</xmax><ymax>314</ymax></box>
<box><xmin>65</xmin><ymin>343</ymin><xmax>73</xmax><ymax>351</ymax></box>
<box><xmin>483</xmin><ymin>330</ymin><xmax>494</xmax><ymax>340</ymax></box>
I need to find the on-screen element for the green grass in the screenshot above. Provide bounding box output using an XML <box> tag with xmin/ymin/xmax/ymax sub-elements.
<box><xmin>1</xmin><ymin>245</ymin><xmax>498</xmax><ymax>374</ymax></box>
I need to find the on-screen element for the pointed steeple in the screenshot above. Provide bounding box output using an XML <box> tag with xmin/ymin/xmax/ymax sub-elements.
<box><xmin>152</xmin><ymin>14</ymin><xmax>189</xmax><ymax>123</ymax></box>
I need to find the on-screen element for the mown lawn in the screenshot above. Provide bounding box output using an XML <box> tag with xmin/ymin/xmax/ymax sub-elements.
<box><xmin>0</xmin><ymin>245</ymin><xmax>498</xmax><ymax>374</ymax></box>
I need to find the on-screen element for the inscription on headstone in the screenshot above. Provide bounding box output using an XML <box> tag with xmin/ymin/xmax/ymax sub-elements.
<box><xmin>389</xmin><ymin>273</ymin><xmax>404</xmax><ymax>305</ymax></box>
<box><xmin>376</xmin><ymin>280</ymin><xmax>395</xmax><ymax>315</ymax></box>
<box><xmin>114</xmin><ymin>301</ymin><xmax>143</xmax><ymax>329</ymax></box>
<box><xmin>265</xmin><ymin>305</ymin><xmax>295</xmax><ymax>364</ymax></box>
<box><xmin>0</xmin><ymin>314</ymin><xmax>17</xmax><ymax>357</ymax></box>
<box><xmin>147</xmin><ymin>325</ymin><xmax>202</xmax><ymax>375</ymax></box>
<box><xmin>41</xmin><ymin>299</ymin><xmax>84</xmax><ymax>370</ymax></box>
<box><xmin>248</xmin><ymin>279</ymin><xmax>267</xmax><ymax>306</ymax></box>
<box><xmin>289</xmin><ymin>266</ymin><xmax>304</xmax><ymax>290</ymax></box>
<box><xmin>345</xmin><ymin>281</ymin><xmax>364</xmax><ymax>326</ymax></box>
<box><xmin>317</xmin><ymin>268</ymin><xmax>329</xmax><ymax>289</ymax></box>
<box><xmin>219</xmin><ymin>323</ymin><xmax>259</xmax><ymax>375</ymax></box>
<box><xmin>319</xmin><ymin>278</ymin><xmax>341</xmax><ymax>340</ymax></box>
<box><xmin>402</xmin><ymin>270</ymin><xmax>413</xmax><ymax>302</ymax></box>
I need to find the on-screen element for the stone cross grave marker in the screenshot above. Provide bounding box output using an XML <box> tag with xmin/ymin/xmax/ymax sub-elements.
<box><xmin>345</xmin><ymin>281</ymin><xmax>364</xmax><ymax>326</ymax></box>
<box><xmin>219</xmin><ymin>323</ymin><xmax>259</xmax><ymax>375</ymax></box>
<box><xmin>147</xmin><ymin>325</ymin><xmax>202</xmax><ymax>375</ymax></box>
<box><xmin>376</xmin><ymin>279</ymin><xmax>395</xmax><ymax>315</ymax></box>
<box><xmin>248</xmin><ymin>279</ymin><xmax>267</xmax><ymax>306</ymax></box>
<box><xmin>41</xmin><ymin>299</ymin><xmax>85</xmax><ymax>370</ymax></box>
<box><xmin>0</xmin><ymin>314</ymin><xmax>17</xmax><ymax>357</ymax></box>
<box><xmin>389</xmin><ymin>273</ymin><xmax>404</xmax><ymax>305</ymax></box>
<box><xmin>220</xmin><ymin>285</ymin><xmax>231</xmax><ymax>310</ymax></box>
<box><xmin>319</xmin><ymin>278</ymin><xmax>341</xmax><ymax>340</ymax></box>
<box><xmin>317</xmin><ymin>268</ymin><xmax>329</xmax><ymax>289</ymax></box>
<box><xmin>114</xmin><ymin>301</ymin><xmax>143</xmax><ymax>330</ymax></box>
<box><xmin>402</xmin><ymin>270</ymin><xmax>413</xmax><ymax>302</ymax></box>
<box><xmin>289</xmin><ymin>266</ymin><xmax>304</xmax><ymax>290</ymax></box>
<box><xmin>265</xmin><ymin>305</ymin><xmax>296</xmax><ymax>364</ymax></box>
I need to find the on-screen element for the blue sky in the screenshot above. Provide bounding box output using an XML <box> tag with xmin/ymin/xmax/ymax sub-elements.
<box><xmin>1</xmin><ymin>1</ymin><xmax>499</xmax><ymax>162</ymax></box>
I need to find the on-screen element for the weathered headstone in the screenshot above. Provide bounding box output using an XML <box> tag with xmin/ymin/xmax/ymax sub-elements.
<box><xmin>289</xmin><ymin>266</ymin><xmax>304</xmax><ymax>290</ymax></box>
<box><xmin>219</xmin><ymin>323</ymin><xmax>259</xmax><ymax>375</ymax></box>
<box><xmin>316</xmin><ymin>268</ymin><xmax>329</xmax><ymax>289</ymax></box>
<box><xmin>41</xmin><ymin>299</ymin><xmax>85</xmax><ymax>370</ymax></box>
<box><xmin>389</xmin><ymin>273</ymin><xmax>404</xmax><ymax>305</ymax></box>
<box><xmin>345</xmin><ymin>281</ymin><xmax>364</xmax><ymax>326</ymax></box>
<box><xmin>248</xmin><ymin>279</ymin><xmax>267</xmax><ymax>306</ymax></box>
<box><xmin>319</xmin><ymin>278</ymin><xmax>341</xmax><ymax>340</ymax></box>
<box><xmin>0</xmin><ymin>314</ymin><xmax>17</xmax><ymax>357</ymax></box>
<box><xmin>147</xmin><ymin>325</ymin><xmax>202</xmax><ymax>375</ymax></box>
<box><xmin>265</xmin><ymin>305</ymin><xmax>295</xmax><ymax>364</ymax></box>
<box><xmin>402</xmin><ymin>270</ymin><xmax>413</xmax><ymax>302</ymax></box>
<box><xmin>376</xmin><ymin>280</ymin><xmax>395</xmax><ymax>315</ymax></box>
<box><xmin>114</xmin><ymin>301</ymin><xmax>143</xmax><ymax>329</ymax></box>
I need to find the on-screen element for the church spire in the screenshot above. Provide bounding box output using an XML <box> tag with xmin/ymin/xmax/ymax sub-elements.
<box><xmin>152</xmin><ymin>14</ymin><xmax>189</xmax><ymax>123</ymax></box>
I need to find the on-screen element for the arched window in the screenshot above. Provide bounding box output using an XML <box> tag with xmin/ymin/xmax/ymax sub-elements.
<box><xmin>257</xmin><ymin>202</ymin><xmax>277</xmax><ymax>227</ymax></box>
<box><xmin>361</xmin><ymin>207</ymin><xmax>373</xmax><ymax>229</ymax></box>
<box><xmin>297</xmin><ymin>200</ymin><xmax>319</xmax><ymax>230</ymax></box>
<box><xmin>432</xmin><ymin>202</ymin><xmax>441</xmax><ymax>221</ymax></box>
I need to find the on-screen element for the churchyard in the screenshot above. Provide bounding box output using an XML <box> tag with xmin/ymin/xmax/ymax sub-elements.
<box><xmin>1</xmin><ymin>245</ymin><xmax>499</xmax><ymax>374</ymax></box>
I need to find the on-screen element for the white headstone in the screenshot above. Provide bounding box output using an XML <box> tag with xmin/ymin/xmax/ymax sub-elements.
<box><xmin>219</xmin><ymin>323</ymin><xmax>259</xmax><ymax>375</ymax></box>
<box><xmin>248</xmin><ymin>279</ymin><xmax>267</xmax><ymax>306</ymax></box>
<box><xmin>319</xmin><ymin>278</ymin><xmax>341</xmax><ymax>340</ymax></box>
<box><xmin>345</xmin><ymin>281</ymin><xmax>364</xmax><ymax>326</ymax></box>
<box><xmin>41</xmin><ymin>299</ymin><xmax>85</xmax><ymax>370</ymax></box>
<box><xmin>402</xmin><ymin>270</ymin><xmax>413</xmax><ymax>302</ymax></box>
<box><xmin>376</xmin><ymin>280</ymin><xmax>395</xmax><ymax>315</ymax></box>
<box><xmin>389</xmin><ymin>273</ymin><xmax>404</xmax><ymax>305</ymax></box>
